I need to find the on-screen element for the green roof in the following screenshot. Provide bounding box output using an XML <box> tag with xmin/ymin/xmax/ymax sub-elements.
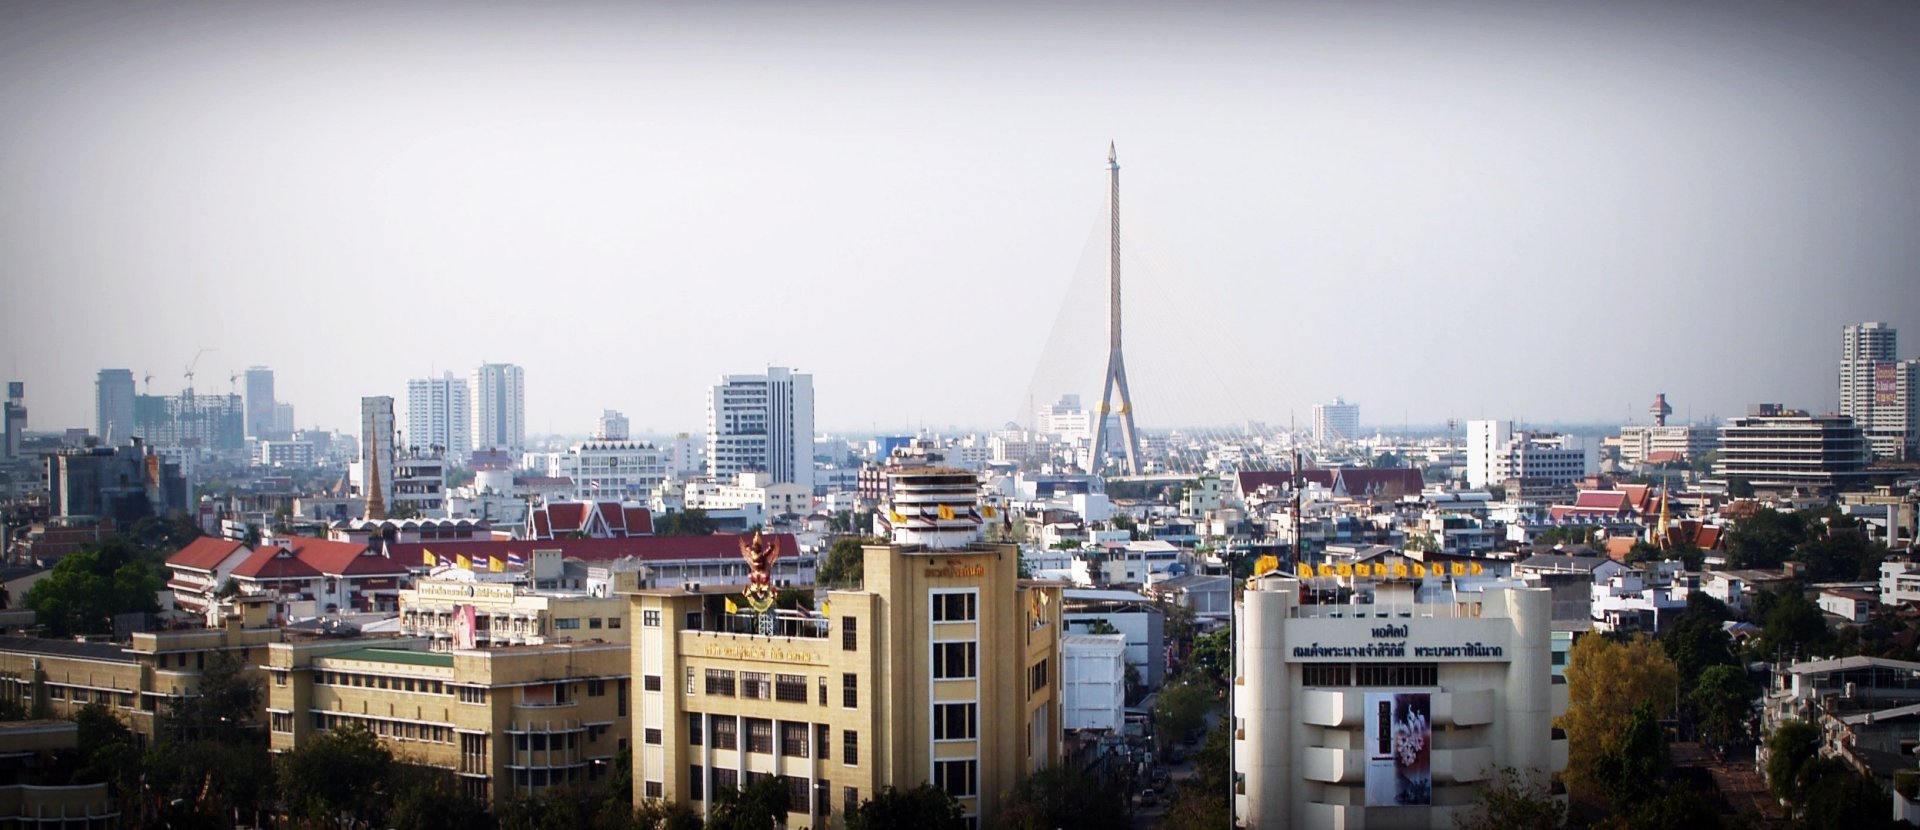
<box><xmin>319</xmin><ymin>648</ymin><xmax>453</xmax><ymax>668</ymax></box>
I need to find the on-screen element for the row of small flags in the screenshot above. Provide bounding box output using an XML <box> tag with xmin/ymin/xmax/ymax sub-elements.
<box><xmin>1307</xmin><ymin>560</ymin><xmax>1484</xmax><ymax>579</ymax></box>
<box><xmin>885</xmin><ymin>504</ymin><xmax>998</xmax><ymax>524</ymax></box>
<box><xmin>422</xmin><ymin>549</ymin><xmax>526</xmax><ymax>572</ymax></box>
<box><xmin>723</xmin><ymin>596</ymin><xmax>833</xmax><ymax>617</ymax></box>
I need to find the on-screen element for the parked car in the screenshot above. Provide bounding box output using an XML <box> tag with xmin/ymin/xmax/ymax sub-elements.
<box><xmin>1138</xmin><ymin>789</ymin><xmax>1159</xmax><ymax>807</ymax></box>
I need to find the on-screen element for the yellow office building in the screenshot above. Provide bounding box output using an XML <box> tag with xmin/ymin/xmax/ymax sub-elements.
<box><xmin>628</xmin><ymin>538</ymin><xmax>1064</xmax><ymax>828</ymax></box>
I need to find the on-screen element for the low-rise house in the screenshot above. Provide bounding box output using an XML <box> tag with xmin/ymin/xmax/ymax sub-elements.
<box><xmin>1818</xmin><ymin>589</ymin><xmax>1875</xmax><ymax>624</ymax></box>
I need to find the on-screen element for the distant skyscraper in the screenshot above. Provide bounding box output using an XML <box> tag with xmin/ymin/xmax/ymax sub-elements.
<box><xmin>1842</xmin><ymin>322</ymin><xmax>1897</xmax><ymax>420</ymax></box>
<box><xmin>707</xmin><ymin>366</ymin><xmax>814</xmax><ymax>491</ymax></box>
<box><xmin>1312</xmin><ymin>398</ymin><xmax>1360</xmax><ymax>446</ymax></box>
<box><xmin>1465</xmin><ymin>420</ymin><xmax>1511</xmax><ymax>490</ymax></box>
<box><xmin>470</xmin><ymin>363</ymin><xmax>525</xmax><ymax>455</ymax></box>
<box><xmin>244</xmin><ymin>366</ymin><xmax>276</xmax><ymax>439</ymax></box>
<box><xmin>594</xmin><ymin>410</ymin><xmax>630</xmax><ymax>441</ymax></box>
<box><xmin>408</xmin><ymin>372</ymin><xmax>472</xmax><ymax>462</ymax></box>
<box><xmin>360</xmin><ymin>396</ymin><xmax>396</xmax><ymax>513</ymax></box>
<box><xmin>3</xmin><ymin>383</ymin><xmax>24</xmax><ymax>461</ymax></box>
<box><xmin>96</xmin><ymin>369</ymin><xmax>136</xmax><ymax>445</ymax></box>
<box><xmin>273</xmin><ymin>402</ymin><xmax>296</xmax><ymax>435</ymax></box>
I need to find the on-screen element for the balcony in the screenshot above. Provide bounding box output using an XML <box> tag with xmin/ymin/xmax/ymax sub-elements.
<box><xmin>1550</xmin><ymin>675</ymin><xmax>1569</xmax><ymax>716</ymax></box>
<box><xmin>1431</xmin><ymin>746</ymin><xmax>1494</xmax><ymax>784</ymax></box>
<box><xmin>1551</xmin><ymin>728</ymin><xmax>1569</xmax><ymax>772</ymax></box>
<box><xmin>1300</xmin><ymin>746</ymin><xmax>1362</xmax><ymax>784</ymax></box>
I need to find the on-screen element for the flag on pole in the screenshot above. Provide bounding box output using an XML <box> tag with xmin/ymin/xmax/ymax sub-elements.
<box><xmin>1393</xmin><ymin>563</ymin><xmax>1409</xmax><ymax>578</ymax></box>
<box><xmin>457</xmin><ymin>553</ymin><xmax>471</xmax><ymax>571</ymax></box>
<box><xmin>489</xmin><ymin>555</ymin><xmax>504</xmax><ymax>573</ymax></box>
<box><xmin>724</xmin><ymin>597</ymin><xmax>739</xmax><ymax>614</ymax></box>
<box><xmin>507</xmin><ymin>551</ymin><xmax>526</xmax><ymax>568</ymax></box>
<box><xmin>422</xmin><ymin>550</ymin><xmax>436</xmax><ymax>567</ymax></box>
<box><xmin>938</xmin><ymin>504</ymin><xmax>956</xmax><ymax>520</ymax></box>
<box><xmin>983</xmin><ymin>506</ymin><xmax>998</xmax><ymax>518</ymax></box>
<box><xmin>1450</xmin><ymin>562</ymin><xmax>1466</xmax><ymax>576</ymax></box>
<box><xmin>1413</xmin><ymin>563</ymin><xmax>1427</xmax><ymax>578</ymax></box>
<box><xmin>1337</xmin><ymin>563</ymin><xmax>1352</xmax><ymax>577</ymax></box>
<box><xmin>1469</xmin><ymin>562</ymin><xmax>1484</xmax><ymax>576</ymax></box>
<box><xmin>821</xmin><ymin>601</ymin><xmax>831</xmax><ymax>617</ymax></box>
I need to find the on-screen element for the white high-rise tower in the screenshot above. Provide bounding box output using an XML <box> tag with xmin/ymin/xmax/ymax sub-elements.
<box><xmin>707</xmin><ymin>367</ymin><xmax>814</xmax><ymax>492</ymax></box>
<box><xmin>408</xmin><ymin>372</ymin><xmax>471</xmax><ymax>463</ymax></box>
<box><xmin>470</xmin><ymin>363</ymin><xmax>525</xmax><ymax>455</ymax></box>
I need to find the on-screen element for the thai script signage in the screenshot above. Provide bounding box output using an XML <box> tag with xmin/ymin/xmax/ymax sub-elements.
<box><xmin>700</xmin><ymin>643</ymin><xmax>821</xmax><ymax>664</ymax></box>
<box><xmin>416</xmin><ymin>582</ymin><xmax>516</xmax><ymax>605</ymax></box>
<box><xmin>925</xmin><ymin>561</ymin><xmax>986</xmax><ymax>579</ymax></box>
<box><xmin>1287</xmin><ymin>622</ymin><xmax>1508</xmax><ymax>661</ymax></box>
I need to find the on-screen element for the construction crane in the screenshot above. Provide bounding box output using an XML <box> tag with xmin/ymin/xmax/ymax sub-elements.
<box><xmin>229</xmin><ymin>372</ymin><xmax>240</xmax><ymax>395</ymax></box>
<box><xmin>183</xmin><ymin>347</ymin><xmax>214</xmax><ymax>398</ymax></box>
<box><xmin>141</xmin><ymin>372</ymin><xmax>152</xmax><ymax>394</ymax></box>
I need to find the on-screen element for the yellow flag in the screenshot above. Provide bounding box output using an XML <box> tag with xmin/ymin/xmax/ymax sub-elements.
<box><xmin>1354</xmin><ymin>563</ymin><xmax>1370</xmax><ymax>578</ymax></box>
<box><xmin>1337</xmin><ymin>563</ymin><xmax>1352</xmax><ymax>577</ymax></box>
<box><xmin>489</xmin><ymin>555</ymin><xmax>505</xmax><ymax>573</ymax></box>
<box><xmin>889</xmin><ymin>511</ymin><xmax>907</xmax><ymax>524</ymax></box>
<box><xmin>457</xmin><ymin>554</ymin><xmax>471</xmax><ymax>571</ymax></box>
<box><xmin>1319</xmin><ymin>563</ymin><xmax>1335</xmax><ymax>578</ymax></box>
<box><xmin>725</xmin><ymin>597</ymin><xmax>739</xmax><ymax>614</ymax></box>
<box><xmin>1469</xmin><ymin>562</ymin><xmax>1484</xmax><ymax>576</ymax></box>
<box><xmin>422</xmin><ymin>550</ymin><xmax>435</xmax><ymax>567</ymax></box>
<box><xmin>938</xmin><ymin>504</ymin><xmax>955</xmax><ymax>520</ymax></box>
<box><xmin>983</xmin><ymin>506</ymin><xmax>997</xmax><ymax>518</ymax></box>
<box><xmin>821</xmin><ymin>601</ymin><xmax>831</xmax><ymax>617</ymax></box>
<box><xmin>1413</xmin><ymin>563</ymin><xmax>1427</xmax><ymax>578</ymax></box>
<box><xmin>1252</xmin><ymin>555</ymin><xmax>1278</xmax><ymax>576</ymax></box>
<box><xmin>1450</xmin><ymin>562</ymin><xmax>1466</xmax><ymax>576</ymax></box>
<box><xmin>1393</xmin><ymin>563</ymin><xmax>1409</xmax><ymax>578</ymax></box>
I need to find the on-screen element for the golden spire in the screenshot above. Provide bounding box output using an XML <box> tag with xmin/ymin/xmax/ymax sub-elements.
<box><xmin>365</xmin><ymin>442</ymin><xmax>387</xmax><ymax>521</ymax></box>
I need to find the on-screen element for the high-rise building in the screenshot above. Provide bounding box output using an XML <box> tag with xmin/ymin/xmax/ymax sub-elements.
<box><xmin>360</xmin><ymin>396</ymin><xmax>396</xmax><ymax>514</ymax></box>
<box><xmin>95</xmin><ymin>369</ymin><xmax>136</xmax><ymax>445</ymax></box>
<box><xmin>1312</xmin><ymin>398</ymin><xmax>1360</xmax><ymax>446</ymax></box>
<box><xmin>133</xmin><ymin>392</ymin><xmax>244</xmax><ymax>456</ymax></box>
<box><xmin>272</xmin><ymin>402</ymin><xmax>296</xmax><ymax>436</ymax></box>
<box><xmin>1464</xmin><ymin>420</ymin><xmax>1511</xmax><ymax>490</ymax></box>
<box><xmin>3</xmin><ymin>382</ymin><xmax>24</xmax><ymax>461</ymax></box>
<box><xmin>1465</xmin><ymin>420</ymin><xmax>1592</xmax><ymax>495</ymax></box>
<box><xmin>707</xmin><ymin>367</ymin><xmax>814</xmax><ymax>491</ymax></box>
<box><xmin>1714</xmin><ymin>404</ymin><xmax>1870</xmax><ymax>491</ymax></box>
<box><xmin>408</xmin><ymin>372</ymin><xmax>472</xmax><ymax>463</ymax></box>
<box><xmin>470</xmin><ymin>364</ymin><xmax>525</xmax><ymax>455</ymax></box>
<box><xmin>1843</xmin><ymin>322</ymin><xmax>1898</xmax><ymax>420</ymax></box>
<box><xmin>244</xmin><ymin>366</ymin><xmax>277</xmax><ymax>440</ymax></box>
<box><xmin>594</xmin><ymin>410</ymin><xmax>630</xmax><ymax>442</ymax></box>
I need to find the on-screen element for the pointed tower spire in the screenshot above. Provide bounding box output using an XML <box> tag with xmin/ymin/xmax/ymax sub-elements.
<box><xmin>365</xmin><ymin>442</ymin><xmax>387</xmax><ymax>521</ymax></box>
<box><xmin>1089</xmin><ymin>143</ymin><xmax>1142</xmax><ymax>476</ymax></box>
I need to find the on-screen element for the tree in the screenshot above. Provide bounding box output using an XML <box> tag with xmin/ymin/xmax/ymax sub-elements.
<box><xmin>1153</xmin><ymin>679</ymin><xmax>1213</xmax><ymax>746</ymax></box>
<box><xmin>1661</xmin><ymin>593</ymin><xmax>1736</xmax><ymax>690</ymax></box>
<box><xmin>387</xmin><ymin>764</ymin><xmax>496</xmax><ymax>830</ymax></box>
<box><xmin>1594</xmin><ymin>702</ymin><xmax>1666</xmax><ymax>809</ymax></box>
<box><xmin>1765</xmin><ymin>719</ymin><xmax>1821</xmax><ymax>802</ymax></box>
<box><xmin>845</xmin><ymin>784</ymin><xmax>965</xmax><ymax>830</ymax></box>
<box><xmin>817</xmin><ymin>537</ymin><xmax>877</xmax><ymax>585</ymax></box>
<box><xmin>167</xmin><ymin>649</ymin><xmax>261</xmax><ymax>743</ymax></box>
<box><xmin>1725</xmin><ymin>508</ymin><xmax>1805</xmax><ymax>569</ymax></box>
<box><xmin>1453</xmin><ymin>767</ymin><xmax>1566</xmax><ymax>830</ymax></box>
<box><xmin>1559</xmin><ymin>634</ymin><xmax>1680</xmax><ymax>794</ymax></box>
<box><xmin>1759</xmin><ymin>589</ymin><xmax>1830</xmax><ymax>659</ymax></box>
<box><xmin>705</xmin><ymin>774</ymin><xmax>789</xmax><ymax>830</ymax></box>
<box><xmin>1690</xmin><ymin>664</ymin><xmax>1756</xmax><ymax>748</ymax></box>
<box><xmin>1189</xmin><ymin>627</ymin><xmax>1232</xmax><ymax>690</ymax></box>
<box><xmin>653</xmin><ymin>509</ymin><xmax>716</xmax><ymax>537</ymax></box>
<box><xmin>991</xmin><ymin>764</ymin><xmax>1127</xmax><ymax>830</ymax></box>
<box><xmin>25</xmin><ymin>536</ymin><xmax>165</xmax><ymax>636</ymax></box>
<box><xmin>1797</xmin><ymin>758</ymin><xmax>1894</xmax><ymax>830</ymax></box>
<box><xmin>277</xmin><ymin>723</ymin><xmax>394</xmax><ymax>825</ymax></box>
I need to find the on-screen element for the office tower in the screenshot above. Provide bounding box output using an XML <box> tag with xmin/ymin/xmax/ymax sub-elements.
<box><xmin>408</xmin><ymin>372</ymin><xmax>472</xmax><ymax>463</ymax></box>
<box><xmin>361</xmin><ymin>396</ymin><xmax>396</xmax><ymax>516</ymax></box>
<box><xmin>3</xmin><ymin>383</ymin><xmax>23</xmax><ymax>461</ymax></box>
<box><xmin>470</xmin><ymin>363</ymin><xmax>525</xmax><ymax>455</ymax></box>
<box><xmin>1312</xmin><ymin>398</ymin><xmax>1360</xmax><ymax>446</ymax></box>
<box><xmin>1842</xmin><ymin>322</ymin><xmax>1897</xmax><ymax>420</ymax></box>
<box><xmin>273</xmin><ymin>402</ymin><xmax>296</xmax><ymax>435</ymax></box>
<box><xmin>96</xmin><ymin>369</ymin><xmax>136</xmax><ymax>445</ymax></box>
<box><xmin>707</xmin><ymin>366</ymin><xmax>814</xmax><ymax>491</ymax></box>
<box><xmin>1465</xmin><ymin>420</ymin><xmax>1511</xmax><ymax>490</ymax></box>
<box><xmin>244</xmin><ymin>367</ymin><xmax>276</xmax><ymax>439</ymax></box>
<box><xmin>594</xmin><ymin>410</ymin><xmax>629</xmax><ymax>442</ymax></box>
<box><xmin>1714</xmin><ymin>405</ymin><xmax>1870</xmax><ymax>490</ymax></box>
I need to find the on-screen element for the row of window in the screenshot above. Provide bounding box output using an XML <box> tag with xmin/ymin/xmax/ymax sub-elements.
<box><xmin>702</xmin><ymin>669</ymin><xmax>856</xmax><ymax>708</ymax></box>
<box><xmin>315</xmin><ymin>672</ymin><xmax>449</xmax><ymax>695</ymax></box>
<box><xmin>685</xmin><ymin>767</ymin><xmax>840</xmax><ymax>815</ymax></box>
<box><xmin>306</xmin><ymin>711</ymin><xmax>456</xmax><ymax>743</ymax></box>
<box><xmin>552</xmin><ymin>617</ymin><xmax>620</xmax><ymax>630</ymax></box>
<box><xmin>1300</xmin><ymin>662</ymin><xmax>1440</xmax><ymax>688</ymax></box>
<box><xmin>684</xmin><ymin>715</ymin><xmax>847</xmax><ymax>760</ymax></box>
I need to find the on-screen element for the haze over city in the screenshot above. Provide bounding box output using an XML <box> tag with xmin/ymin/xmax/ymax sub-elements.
<box><xmin>4</xmin><ymin>0</ymin><xmax>1918</xmax><ymax>435</ymax></box>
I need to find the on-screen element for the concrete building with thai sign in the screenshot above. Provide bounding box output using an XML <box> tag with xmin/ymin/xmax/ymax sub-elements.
<box><xmin>1231</xmin><ymin>576</ymin><xmax>1567</xmax><ymax>828</ymax></box>
<box><xmin>399</xmin><ymin>573</ymin><xmax>631</xmax><ymax>648</ymax></box>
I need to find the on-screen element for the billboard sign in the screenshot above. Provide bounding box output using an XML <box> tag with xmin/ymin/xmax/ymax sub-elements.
<box><xmin>1877</xmin><ymin>363</ymin><xmax>1899</xmax><ymax>408</ymax></box>
<box><xmin>1365</xmin><ymin>692</ymin><xmax>1432</xmax><ymax>806</ymax></box>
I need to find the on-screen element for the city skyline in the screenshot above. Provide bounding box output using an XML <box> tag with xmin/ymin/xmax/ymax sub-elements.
<box><xmin>5</xmin><ymin>1</ymin><xmax>1919</xmax><ymax>434</ymax></box>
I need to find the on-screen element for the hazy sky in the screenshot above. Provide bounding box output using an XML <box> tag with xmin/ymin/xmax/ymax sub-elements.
<box><xmin>4</xmin><ymin>1</ymin><xmax>1918</xmax><ymax>437</ymax></box>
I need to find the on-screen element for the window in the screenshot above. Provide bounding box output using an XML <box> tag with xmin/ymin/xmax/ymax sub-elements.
<box><xmin>1354</xmin><ymin>663</ymin><xmax>1439</xmax><ymax>687</ymax></box>
<box><xmin>1302</xmin><ymin>664</ymin><xmax>1352</xmax><ymax>687</ymax></box>
<box><xmin>588</xmin><ymin>679</ymin><xmax>607</xmax><ymax>697</ymax></box>
<box><xmin>842</xmin><ymin>673</ymin><xmax>858</xmax><ymax>708</ymax></box>
<box><xmin>556</xmin><ymin>618</ymin><xmax>581</xmax><ymax>630</ymax></box>
<box><xmin>644</xmin><ymin>675</ymin><xmax>661</xmax><ymax>692</ymax></box>
<box><xmin>816</xmin><ymin>779</ymin><xmax>832</xmax><ymax>816</ymax></box>
<box><xmin>816</xmin><ymin>723</ymin><xmax>830</xmax><ymax>760</ymax></box>
<box><xmin>713</xmin><ymin>768</ymin><xmax>738</xmax><ymax>795</ymax></box>
<box><xmin>933</xmin><ymin>642</ymin><xmax>977</xmax><ymax>680</ymax></box>
<box><xmin>275</xmin><ymin>672</ymin><xmax>288</xmax><ymax>687</ymax></box>
<box><xmin>843</xmin><ymin>730</ymin><xmax>858</xmax><ymax>765</ymax></box>
<box><xmin>842</xmin><ymin>616</ymin><xmax>858</xmax><ymax>650</ymax></box>
<box><xmin>819</xmin><ymin>676</ymin><xmax>827</xmax><ymax>705</ymax></box>
<box><xmin>688</xmin><ymin>714</ymin><xmax>703</xmax><ymax>745</ymax></box>
<box><xmin>686</xmin><ymin>667</ymin><xmax>696</xmax><ymax>695</ymax></box>
<box><xmin>643</xmin><ymin>610</ymin><xmax>660</xmax><ymax>627</ymax></box>
<box><xmin>644</xmin><ymin>781</ymin><xmax>663</xmax><ymax>799</ymax></box>
<box><xmin>844</xmin><ymin>787</ymin><xmax>860</xmax><ymax>816</ymax></box>
<box><xmin>934</xmin><ymin>703</ymin><xmax>978</xmax><ymax>741</ymax></box>
<box><xmin>934</xmin><ymin>759</ymin><xmax>978</xmax><ymax>797</ymax></box>
<box><xmin>589</xmin><ymin>617</ymin><xmax>604</xmax><ymax>629</ymax></box>
<box><xmin>608</xmin><ymin>616</ymin><xmax>622</xmax><ymax>629</ymax></box>
<box><xmin>705</xmin><ymin>669</ymin><xmax>736</xmax><ymax>697</ymax></box>
<box><xmin>271</xmin><ymin>712</ymin><xmax>293</xmax><ymax>733</ymax></box>
<box><xmin>740</xmin><ymin>672</ymin><xmax>771</xmax><ymax>700</ymax></box>
<box><xmin>689</xmin><ymin>766</ymin><xmax>704</xmax><ymax>800</ymax></box>
<box><xmin>787</xmin><ymin>775</ymin><xmax>811</xmax><ymax>812</ymax></box>
<box><xmin>685</xmin><ymin>612</ymin><xmax>703</xmax><ymax>630</ymax></box>
<box><xmin>932</xmin><ymin>592</ymin><xmax>977</xmax><ymax>622</ymax></box>
<box><xmin>745</xmin><ymin>718</ymin><xmax>773</xmax><ymax>753</ymax></box>
<box><xmin>644</xmin><ymin>728</ymin><xmax>661</xmax><ymax>745</ymax></box>
<box><xmin>712</xmin><ymin>718</ymin><xmax>737</xmax><ymax>750</ymax></box>
<box><xmin>775</xmin><ymin>674</ymin><xmax>808</xmax><ymax>702</ymax></box>
<box><xmin>781</xmin><ymin>721</ymin><xmax>810</xmax><ymax>757</ymax></box>
<box><xmin>1030</xmin><ymin>658</ymin><xmax>1049</xmax><ymax>694</ymax></box>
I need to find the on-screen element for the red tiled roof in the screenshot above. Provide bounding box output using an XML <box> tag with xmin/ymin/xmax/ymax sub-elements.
<box><xmin>167</xmin><ymin>537</ymin><xmax>248</xmax><ymax>572</ymax></box>
<box><xmin>547</xmin><ymin>503</ymin><xmax>589</xmax><ymax>533</ymax></box>
<box><xmin>532</xmin><ymin>510</ymin><xmax>551</xmax><ymax>538</ymax></box>
<box><xmin>1620</xmin><ymin>484</ymin><xmax>1654</xmax><ymax>513</ymax></box>
<box><xmin>229</xmin><ymin>537</ymin><xmax>409</xmax><ymax>579</ymax></box>
<box><xmin>1236</xmin><ymin>470</ymin><xmax>1337</xmax><ymax>495</ymax></box>
<box><xmin>231</xmin><ymin>548</ymin><xmax>322</xmax><ymax>580</ymax></box>
<box><xmin>623</xmin><ymin>506</ymin><xmax>654</xmax><ymax>535</ymax></box>
<box><xmin>1335</xmin><ymin>469</ymin><xmax>1423</xmax><ymax>498</ymax></box>
<box><xmin>1573</xmin><ymin>491</ymin><xmax>1631</xmax><ymax>511</ymax></box>
<box><xmin>387</xmin><ymin>533</ymin><xmax>798</xmax><ymax>565</ymax></box>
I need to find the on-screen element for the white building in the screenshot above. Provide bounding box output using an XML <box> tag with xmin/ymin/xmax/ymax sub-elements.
<box><xmin>1061</xmin><ymin>633</ymin><xmax>1127</xmax><ymax>732</ymax></box>
<box><xmin>1468</xmin><ymin>421</ymin><xmax>1593</xmax><ymax>490</ymax></box>
<box><xmin>470</xmin><ymin>363</ymin><xmax>525</xmax><ymax>455</ymax></box>
<box><xmin>1232</xmin><ymin>577</ymin><xmax>1567</xmax><ymax>829</ymax></box>
<box><xmin>1062</xmin><ymin>588</ymin><xmax>1166</xmax><ymax>690</ymax></box>
<box><xmin>1313</xmin><ymin>398</ymin><xmax>1361</xmax><ymax>446</ymax></box>
<box><xmin>1618</xmin><ymin>424</ymin><xmax>1718</xmax><ymax>466</ymax></box>
<box><xmin>393</xmin><ymin>451</ymin><xmax>448</xmax><ymax>519</ymax></box>
<box><xmin>1880</xmin><ymin>558</ymin><xmax>1920</xmax><ymax>606</ymax></box>
<box><xmin>244</xmin><ymin>366</ymin><xmax>276</xmax><ymax>440</ymax></box>
<box><xmin>407</xmin><ymin>372</ymin><xmax>471</xmax><ymax>464</ymax></box>
<box><xmin>1843</xmin><ymin>322</ymin><xmax>1898</xmax><ymax>429</ymax></box>
<box><xmin>707</xmin><ymin>366</ymin><xmax>814</xmax><ymax>492</ymax></box>
<box><xmin>1036</xmin><ymin>395</ymin><xmax>1093</xmax><ymax>443</ymax></box>
<box><xmin>546</xmin><ymin>440</ymin><xmax>667</xmax><ymax>503</ymax></box>
<box><xmin>257</xmin><ymin>440</ymin><xmax>315</xmax><ymax>469</ymax></box>
<box><xmin>691</xmin><ymin>471</ymin><xmax>812</xmax><ymax>520</ymax></box>
<box><xmin>1465</xmin><ymin>420</ymin><xmax>1510</xmax><ymax>490</ymax></box>
<box><xmin>594</xmin><ymin>410</ymin><xmax>630</xmax><ymax>441</ymax></box>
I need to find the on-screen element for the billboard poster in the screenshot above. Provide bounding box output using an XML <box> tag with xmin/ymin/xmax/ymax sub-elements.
<box><xmin>1877</xmin><ymin>363</ymin><xmax>1899</xmax><ymax>408</ymax></box>
<box><xmin>1364</xmin><ymin>692</ymin><xmax>1431</xmax><ymax>806</ymax></box>
<box><xmin>453</xmin><ymin>603</ymin><xmax>478</xmax><ymax>650</ymax></box>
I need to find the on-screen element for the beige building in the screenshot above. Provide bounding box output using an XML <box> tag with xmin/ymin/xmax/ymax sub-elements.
<box><xmin>398</xmin><ymin>574</ymin><xmax>632</xmax><ymax>648</ymax></box>
<box><xmin>629</xmin><ymin>531</ymin><xmax>1065</xmax><ymax>827</ymax></box>
<box><xmin>1232</xmin><ymin>576</ymin><xmax>1568</xmax><ymax>829</ymax></box>
<box><xmin>265</xmin><ymin>637</ymin><xmax>629</xmax><ymax>806</ymax></box>
<box><xmin>0</xmin><ymin>598</ymin><xmax>282</xmax><ymax>741</ymax></box>
<box><xmin>0</xmin><ymin>721</ymin><xmax>119</xmax><ymax>829</ymax></box>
